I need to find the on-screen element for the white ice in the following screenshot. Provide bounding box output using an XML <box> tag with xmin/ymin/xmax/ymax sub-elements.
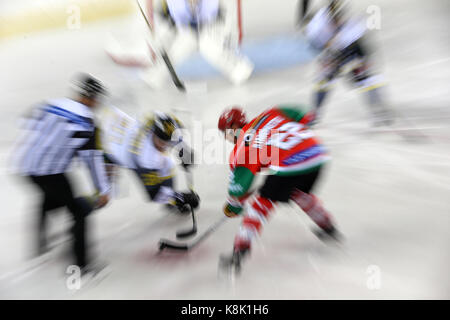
<box><xmin>0</xmin><ymin>0</ymin><xmax>449</xmax><ymax>299</ymax></box>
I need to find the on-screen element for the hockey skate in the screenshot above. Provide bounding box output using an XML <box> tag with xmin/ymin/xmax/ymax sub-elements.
<box><xmin>79</xmin><ymin>259</ymin><xmax>111</xmax><ymax>289</ymax></box>
<box><xmin>313</xmin><ymin>225</ymin><xmax>343</xmax><ymax>243</ymax></box>
<box><xmin>218</xmin><ymin>246</ymin><xmax>250</xmax><ymax>276</ymax></box>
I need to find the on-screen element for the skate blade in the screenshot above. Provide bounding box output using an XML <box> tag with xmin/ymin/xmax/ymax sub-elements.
<box><xmin>218</xmin><ymin>254</ymin><xmax>242</xmax><ymax>282</ymax></box>
<box><xmin>79</xmin><ymin>262</ymin><xmax>111</xmax><ymax>290</ymax></box>
<box><xmin>313</xmin><ymin>228</ymin><xmax>344</xmax><ymax>244</ymax></box>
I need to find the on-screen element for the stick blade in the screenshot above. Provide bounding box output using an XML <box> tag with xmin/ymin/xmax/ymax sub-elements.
<box><xmin>158</xmin><ymin>239</ymin><xmax>189</xmax><ymax>251</ymax></box>
<box><xmin>175</xmin><ymin>82</ymin><xmax>186</xmax><ymax>92</ymax></box>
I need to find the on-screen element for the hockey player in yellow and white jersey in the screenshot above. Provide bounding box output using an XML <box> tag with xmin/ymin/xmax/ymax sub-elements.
<box><xmin>99</xmin><ymin>106</ymin><xmax>199</xmax><ymax>213</ymax></box>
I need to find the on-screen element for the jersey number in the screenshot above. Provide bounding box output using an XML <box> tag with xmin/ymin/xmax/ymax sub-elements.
<box><xmin>268</xmin><ymin>122</ymin><xmax>313</xmax><ymax>150</ymax></box>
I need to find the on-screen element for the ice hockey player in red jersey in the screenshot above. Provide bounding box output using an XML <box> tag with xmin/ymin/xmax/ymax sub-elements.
<box><xmin>218</xmin><ymin>104</ymin><xmax>341</xmax><ymax>274</ymax></box>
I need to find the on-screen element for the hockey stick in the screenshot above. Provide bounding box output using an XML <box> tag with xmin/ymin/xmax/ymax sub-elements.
<box><xmin>135</xmin><ymin>0</ymin><xmax>186</xmax><ymax>91</ymax></box>
<box><xmin>176</xmin><ymin>204</ymin><xmax>197</xmax><ymax>239</ymax></box>
<box><xmin>175</xmin><ymin>169</ymin><xmax>197</xmax><ymax>239</ymax></box>
<box><xmin>159</xmin><ymin>216</ymin><xmax>228</xmax><ymax>251</ymax></box>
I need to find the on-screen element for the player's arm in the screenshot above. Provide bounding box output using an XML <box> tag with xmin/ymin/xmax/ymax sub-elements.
<box><xmin>224</xmin><ymin>166</ymin><xmax>256</xmax><ymax>217</ymax></box>
<box><xmin>137</xmin><ymin>166</ymin><xmax>199</xmax><ymax>210</ymax></box>
<box><xmin>77</xmin><ymin>126</ymin><xmax>111</xmax><ymax>207</ymax></box>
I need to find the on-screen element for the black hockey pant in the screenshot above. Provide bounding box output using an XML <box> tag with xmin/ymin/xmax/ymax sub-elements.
<box><xmin>29</xmin><ymin>174</ymin><xmax>93</xmax><ymax>268</ymax></box>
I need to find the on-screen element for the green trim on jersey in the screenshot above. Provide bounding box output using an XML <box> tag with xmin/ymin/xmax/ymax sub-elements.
<box><xmin>270</xmin><ymin>163</ymin><xmax>324</xmax><ymax>176</ymax></box>
<box><xmin>228</xmin><ymin>166</ymin><xmax>255</xmax><ymax>197</ymax></box>
<box><xmin>277</xmin><ymin>104</ymin><xmax>309</xmax><ymax>122</ymax></box>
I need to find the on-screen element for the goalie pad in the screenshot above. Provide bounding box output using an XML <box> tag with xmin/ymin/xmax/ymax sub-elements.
<box><xmin>199</xmin><ymin>22</ymin><xmax>254</xmax><ymax>85</ymax></box>
<box><xmin>105</xmin><ymin>34</ymin><xmax>153</xmax><ymax>68</ymax></box>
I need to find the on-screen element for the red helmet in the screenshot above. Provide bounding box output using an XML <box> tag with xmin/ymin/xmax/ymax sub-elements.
<box><xmin>218</xmin><ymin>107</ymin><xmax>247</xmax><ymax>132</ymax></box>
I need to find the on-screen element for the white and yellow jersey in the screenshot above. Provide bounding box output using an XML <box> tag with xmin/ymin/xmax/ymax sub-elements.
<box><xmin>97</xmin><ymin>106</ymin><xmax>175</xmax><ymax>178</ymax></box>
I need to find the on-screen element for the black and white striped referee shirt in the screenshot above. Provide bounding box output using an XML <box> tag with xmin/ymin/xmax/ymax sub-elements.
<box><xmin>14</xmin><ymin>98</ymin><xmax>110</xmax><ymax>195</ymax></box>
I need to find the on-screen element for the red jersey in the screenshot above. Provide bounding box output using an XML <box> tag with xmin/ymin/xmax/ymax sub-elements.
<box><xmin>229</xmin><ymin>105</ymin><xmax>329</xmax><ymax>177</ymax></box>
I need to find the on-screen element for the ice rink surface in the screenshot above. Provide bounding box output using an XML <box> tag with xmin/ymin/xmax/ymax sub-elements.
<box><xmin>0</xmin><ymin>0</ymin><xmax>449</xmax><ymax>299</ymax></box>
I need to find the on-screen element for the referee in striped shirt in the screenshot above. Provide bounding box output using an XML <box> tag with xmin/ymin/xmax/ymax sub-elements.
<box><xmin>14</xmin><ymin>74</ymin><xmax>111</xmax><ymax>271</ymax></box>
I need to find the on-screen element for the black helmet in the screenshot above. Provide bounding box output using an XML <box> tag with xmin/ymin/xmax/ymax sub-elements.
<box><xmin>151</xmin><ymin>112</ymin><xmax>183</xmax><ymax>142</ymax></box>
<box><xmin>74</xmin><ymin>73</ymin><xmax>106</xmax><ymax>100</ymax></box>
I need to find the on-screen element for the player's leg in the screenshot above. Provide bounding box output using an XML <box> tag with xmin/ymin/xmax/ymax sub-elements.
<box><xmin>167</xmin><ymin>28</ymin><xmax>199</xmax><ymax>64</ymax></box>
<box><xmin>198</xmin><ymin>25</ymin><xmax>253</xmax><ymax>85</ymax></box>
<box><xmin>232</xmin><ymin>172</ymin><xmax>311</xmax><ymax>254</ymax></box>
<box><xmin>289</xmin><ymin>168</ymin><xmax>340</xmax><ymax>239</ymax></box>
<box><xmin>36</xmin><ymin>197</ymin><xmax>50</xmax><ymax>254</ymax></box>
<box><xmin>142</xmin><ymin>28</ymin><xmax>197</xmax><ymax>88</ymax></box>
<box><xmin>231</xmin><ymin>176</ymin><xmax>296</xmax><ymax>258</ymax></box>
<box><xmin>291</xmin><ymin>190</ymin><xmax>335</xmax><ymax>232</ymax></box>
<box><xmin>311</xmin><ymin>56</ymin><xmax>338</xmax><ymax>124</ymax></box>
<box><xmin>233</xmin><ymin>195</ymin><xmax>276</xmax><ymax>253</ymax></box>
<box><xmin>70</xmin><ymin>199</ymin><xmax>89</xmax><ymax>269</ymax></box>
<box><xmin>55</xmin><ymin>174</ymin><xmax>94</xmax><ymax>269</ymax></box>
<box><xmin>313</xmin><ymin>81</ymin><xmax>332</xmax><ymax>120</ymax></box>
<box><xmin>359</xmin><ymin>76</ymin><xmax>392</xmax><ymax>126</ymax></box>
<box><xmin>220</xmin><ymin>194</ymin><xmax>275</xmax><ymax>273</ymax></box>
<box><xmin>342</xmin><ymin>40</ymin><xmax>392</xmax><ymax>126</ymax></box>
<box><xmin>29</xmin><ymin>175</ymin><xmax>66</xmax><ymax>256</ymax></box>
<box><xmin>221</xmin><ymin>174</ymin><xmax>301</xmax><ymax>272</ymax></box>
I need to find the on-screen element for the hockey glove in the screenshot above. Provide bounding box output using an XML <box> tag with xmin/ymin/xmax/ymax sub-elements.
<box><xmin>84</xmin><ymin>191</ymin><xmax>109</xmax><ymax>210</ymax></box>
<box><xmin>174</xmin><ymin>191</ymin><xmax>200</xmax><ymax>211</ymax></box>
<box><xmin>223</xmin><ymin>197</ymin><xmax>244</xmax><ymax>218</ymax></box>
